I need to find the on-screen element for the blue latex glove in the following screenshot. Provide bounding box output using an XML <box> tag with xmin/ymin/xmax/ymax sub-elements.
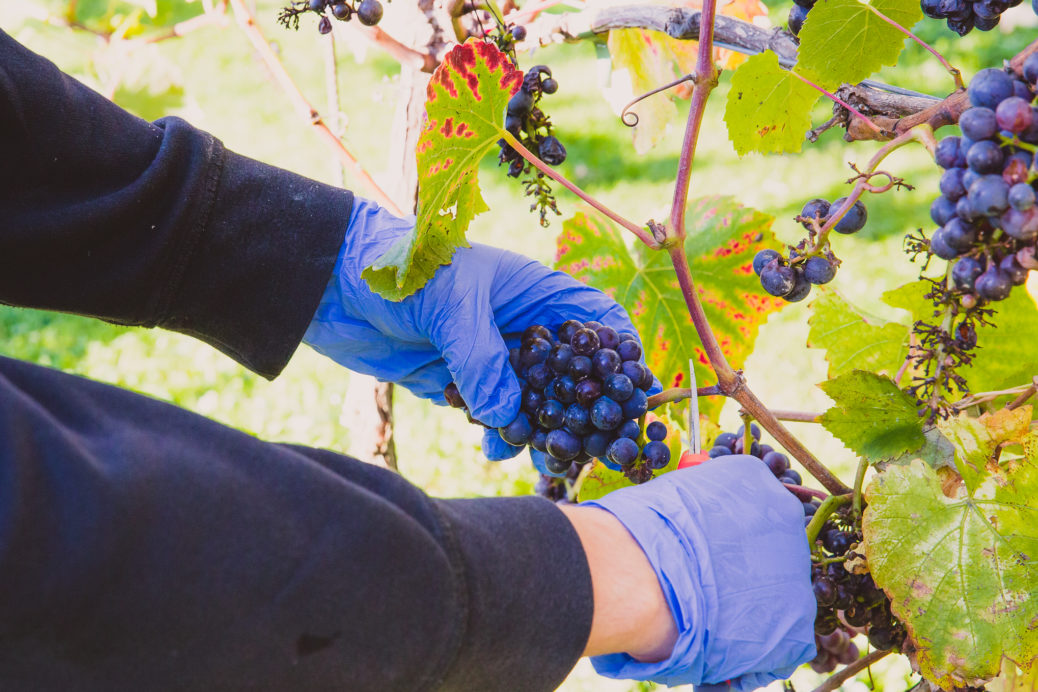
<box><xmin>584</xmin><ymin>455</ymin><xmax>817</xmax><ymax>690</ymax></box>
<box><xmin>304</xmin><ymin>198</ymin><xmax>646</xmax><ymax>443</ymax></box>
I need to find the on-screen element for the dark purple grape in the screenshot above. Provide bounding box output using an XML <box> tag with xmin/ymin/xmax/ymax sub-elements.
<box><xmin>544</xmin><ymin>454</ymin><xmax>571</xmax><ymax>475</ymax></box>
<box><xmin>547</xmin><ymin>343</ymin><xmax>574</xmax><ymax>374</ymax></box>
<box><xmin>708</xmin><ymin>445</ymin><xmax>731</xmax><ymax>458</ymax></box>
<box><xmin>510</xmin><ymin>25</ymin><xmax>527</xmax><ymax>41</ymax></box>
<box><xmin>568</xmin><ymin>355</ymin><xmax>593</xmax><ymax>380</ymax></box>
<box><xmin>318</xmin><ymin>14</ymin><xmax>333</xmax><ymax>33</ymax></box>
<box><xmin>783</xmin><ymin>270</ymin><xmax>811</xmax><ymax>302</ymax></box>
<box><xmin>813</xmin><ymin>577</ymin><xmax>837</xmax><ymax>606</ymax></box>
<box><xmin>522</xmin><ymin>387</ymin><xmax>544</xmax><ymax>415</ymax></box>
<box><xmin>540</xmin><ymin>77</ymin><xmax>558</xmax><ymax>94</ymax></box>
<box><xmin>575</xmin><ymin>378</ymin><xmax>602</xmax><ymax>407</ymax></box>
<box><xmin>520</xmin><ymin>338</ymin><xmax>552</xmax><ymax>367</ymax></box>
<box><xmin>617</xmin><ymin>419</ymin><xmax>641</xmax><ymax>440</ymax></box>
<box><xmin>620</xmin><ymin>361</ymin><xmax>648</xmax><ymax>389</ymax></box>
<box><xmin>330</xmin><ymin>2</ymin><xmax>351</xmax><ymax>19</ymax></box>
<box><xmin>607</xmin><ymin>437</ymin><xmax>639</xmax><ymax>466</ymax></box>
<box><xmin>1000</xmin><ymin>254</ymin><xmax>1029</xmax><ymax>285</ymax></box>
<box><xmin>943</xmin><ymin>217</ymin><xmax>978</xmax><ymax>251</ymax></box>
<box><xmin>617</xmin><ymin>332</ymin><xmax>637</xmax><ymax>343</ymax></box>
<box><xmin>788</xmin><ymin>3</ymin><xmax>809</xmax><ymax>35</ymax></box>
<box><xmin>537</xmin><ymin>400</ymin><xmax>565</xmax><ymax>429</ymax></box>
<box><xmin>595</xmin><ymin>326</ymin><xmax>620</xmax><ymax>350</ymax></box>
<box><xmin>552</xmin><ymin>376</ymin><xmax>576</xmax><ymax>404</ymax></box>
<box><xmin>507</xmin><ymin>88</ymin><xmax>534</xmax><ymax>116</ymax></box>
<box><xmin>931</xmin><ymin>195</ymin><xmax>957</xmax><ymax>225</ymax></box>
<box><xmin>929</xmin><ymin>228</ymin><xmax>961</xmax><ymax>259</ymax></box>
<box><xmin>976</xmin><ymin>266</ymin><xmax>1012</xmax><ymax>300</ymax></box>
<box><xmin>558</xmin><ymin>319</ymin><xmax>583</xmax><ymax>344</ymax></box>
<box><xmin>996</xmin><ymin>97</ymin><xmax>1035</xmax><ymax>133</ymax></box>
<box><xmin>947</xmin><ymin>14</ymin><xmax>974</xmax><ymax>35</ymax></box>
<box><xmin>753</xmin><ymin>249</ymin><xmax>782</xmax><ymax>275</ymax></box>
<box><xmin>570</xmin><ymin>328</ymin><xmax>600</xmax><ymax>356</ymax></box>
<box><xmin>546</xmin><ymin>429</ymin><xmax>581</xmax><ymax>461</ymax></box>
<box><xmin>868</xmin><ymin>627</ymin><xmax>900</xmax><ymax>651</ymax></box>
<box><xmin>738</xmin><ymin>422</ymin><xmax>762</xmax><ymax>441</ymax></box>
<box><xmin>592</xmin><ymin>349</ymin><xmax>622</xmax><ymax>378</ymax></box>
<box><xmin>1012</xmin><ymin>79</ymin><xmax>1033</xmax><ymax>100</ymax></box>
<box><xmin>956</xmin><ymin>195</ymin><xmax>982</xmax><ymax>223</ymax></box>
<box><xmin>763</xmin><ymin>451</ymin><xmax>790</xmax><ymax>476</ymax></box>
<box><xmin>962</xmin><ymin>166</ymin><xmax>981</xmax><ymax>191</ymax></box>
<box><xmin>507</xmin><ymin>159</ymin><xmax>525</xmax><ymax>178</ymax></box>
<box><xmin>530</xmin><ymin>428</ymin><xmax>548</xmax><ymax>452</ymax></box>
<box><xmin>499</xmin><ymin>412</ymin><xmax>533</xmax><ymax>445</ymax></box>
<box><xmin>636</xmin><ymin>366</ymin><xmax>655</xmax><ymax>391</ymax></box>
<box><xmin>939</xmin><ymin>167</ymin><xmax>967</xmax><ymax>201</ymax></box>
<box><xmin>968</xmin><ymin>174</ymin><xmax>1010</xmax><ymax>215</ymax></box>
<box><xmin>590</xmin><ymin>397</ymin><xmax>623</xmax><ymax>431</ymax></box>
<box><xmin>444</xmin><ymin>382</ymin><xmax>466</xmax><ymax>409</ymax></box>
<box><xmin>959</xmin><ymin>107</ymin><xmax>998</xmax><ymax>140</ymax></box>
<box><xmin>310</xmin><ymin>0</ymin><xmax>327</xmax><ymax>10</ymax></box>
<box><xmin>814</xmin><ymin>613</ymin><xmax>840</xmax><ymax>636</ymax></box>
<box><xmin>779</xmin><ymin>469</ymin><xmax>802</xmax><ymax>485</ymax></box>
<box><xmin>969</xmin><ymin>68</ymin><xmax>1015</xmax><ymax>109</ymax></box>
<box><xmin>584</xmin><ymin>430</ymin><xmax>612</xmax><ymax>457</ymax></box>
<box><xmin>522</xmin><ymin>324</ymin><xmax>553</xmax><ymax>345</ymax></box>
<box><xmin>934</xmin><ymin>136</ymin><xmax>961</xmax><ymax>169</ymax></box>
<box><xmin>1023</xmin><ymin>52</ymin><xmax>1038</xmax><ymax>85</ymax></box>
<box><xmin>760</xmin><ymin>263</ymin><xmax>796</xmax><ymax>296</ymax></box>
<box><xmin>823</xmin><ymin>530</ymin><xmax>854</xmax><ymax>555</ymax></box>
<box><xmin>830</xmin><ymin>197</ymin><xmax>867</xmax><ymax>234</ymax></box>
<box><xmin>356</xmin><ymin>0</ymin><xmax>382</xmax><ymax>24</ymax></box>
<box><xmin>952</xmin><ymin>256</ymin><xmax>986</xmax><ymax>291</ymax></box>
<box><xmin>642</xmin><ymin>441</ymin><xmax>671</xmax><ymax>469</ymax></box>
<box><xmin>564</xmin><ymin>404</ymin><xmax>593</xmax><ymax>435</ymax></box>
<box><xmin>803</xmin><ymin>256</ymin><xmax>836</xmax><ymax>285</ymax></box>
<box><xmin>526</xmin><ymin>363</ymin><xmax>553</xmax><ymax>390</ymax></box>
<box><xmin>539</xmin><ymin>136</ymin><xmax>566</xmax><ymax>166</ymax></box>
<box><xmin>1002</xmin><ymin>205</ymin><xmax>1038</xmax><ymax>241</ymax></box>
<box><xmin>966</xmin><ymin>140</ymin><xmax>1004</xmax><ymax>174</ymax></box>
<box><xmin>621</xmin><ymin>388</ymin><xmax>648</xmax><ymax>419</ymax></box>
<box><xmin>646</xmin><ymin>421</ymin><xmax>667</xmax><ymax>441</ymax></box>
<box><xmin>583</xmin><ymin>321</ymin><xmax>604</xmax><ymax>331</ymax></box>
<box><xmin>800</xmin><ymin>198</ymin><xmax>831</xmax><ymax>229</ymax></box>
<box><xmin>617</xmin><ymin>340</ymin><xmax>642</xmax><ymax>362</ymax></box>
<box><xmin>603</xmin><ymin>373</ymin><xmax>634</xmax><ymax>401</ymax></box>
<box><xmin>714</xmin><ymin>432</ymin><xmax>739</xmax><ymax>449</ymax></box>
<box><xmin>803</xmin><ymin>502</ymin><xmax>817</xmax><ymax>516</ymax></box>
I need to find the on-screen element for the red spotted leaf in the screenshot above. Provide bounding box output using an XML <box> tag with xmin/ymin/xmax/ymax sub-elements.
<box><xmin>555</xmin><ymin>197</ymin><xmax>785</xmax><ymax>421</ymax></box>
<box><xmin>363</xmin><ymin>40</ymin><xmax>522</xmax><ymax>300</ymax></box>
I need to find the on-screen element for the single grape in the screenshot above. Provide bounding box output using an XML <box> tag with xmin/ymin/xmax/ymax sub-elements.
<box><xmin>520</xmin><ymin>337</ymin><xmax>552</xmax><ymax>367</ymax></box>
<box><xmin>1001</xmin><ymin>206</ymin><xmax>1038</xmax><ymax>241</ymax></box>
<box><xmin>763</xmin><ymin>451</ymin><xmax>790</xmax><ymax>476</ymax></box>
<box><xmin>1012</xmin><ymin>78</ymin><xmax>1033</xmax><ymax>101</ymax></box>
<box><xmin>607</xmin><ymin>437</ymin><xmax>640</xmax><ymax>466</ymax></box>
<box><xmin>961</xmin><ymin>166</ymin><xmax>980</xmax><ymax>192</ymax></box>
<box><xmin>617</xmin><ymin>419</ymin><xmax>641</xmax><ymax>440</ymax></box>
<box><xmin>779</xmin><ymin>468</ymin><xmax>802</xmax><ymax>485</ymax></box>
<box><xmin>356</xmin><ymin>0</ymin><xmax>382</xmax><ymax>24</ymax></box>
<box><xmin>522</xmin><ymin>387</ymin><xmax>544</xmax><ymax>415</ymax></box>
<box><xmin>753</xmin><ymin>249</ymin><xmax>782</xmax><ymax>276</ymax></box>
<box><xmin>310</xmin><ymin>0</ymin><xmax>326</xmax><ymax>10</ymax></box>
<box><xmin>968</xmin><ymin>68</ymin><xmax>1015</xmax><ymax>109</ymax></box>
<box><xmin>968</xmin><ymin>174</ymin><xmax>1010</xmax><ymax>215</ymax></box>
<box><xmin>595</xmin><ymin>326</ymin><xmax>620</xmax><ymax>350</ymax></box>
<box><xmin>546</xmin><ymin>429</ymin><xmax>581</xmax><ymax>461</ymax></box>
<box><xmin>620</xmin><ymin>361</ymin><xmax>648</xmax><ymax>388</ymax></box>
<box><xmin>999</xmin><ymin>254</ymin><xmax>1029</xmax><ymax>285</ymax></box>
<box><xmin>444</xmin><ymin>382</ymin><xmax>466</xmax><ymax>409</ymax></box>
<box><xmin>525</xmin><ymin>363</ymin><xmax>552</xmax><ymax>391</ymax></box>
<box><xmin>959</xmin><ymin>107</ymin><xmax>998</xmax><ymax>140</ymax></box>
<box><xmin>603</xmin><ymin>373</ymin><xmax>634</xmax><ymax>402</ymax></box>
<box><xmin>783</xmin><ymin>269</ymin><xmax>811</xmax><ymax>303</ymax></box>
<box><xmin>547</xmin><ymin>343</ymin><xmax>574</xmax><ymax>374</ymax></box>
<box><xmin>539</xmin><ymin>136</ymin><xmax>567</xmax><ymax>166</ymax></box>
<box><xmin>568</xmin><ymin>355</ymin><xmax>593</xmax><ymax>380</ymax></box>
<box><xmin>708</xmin><ymin>445</ymin><xmax>731</xmax><ymax>458</ymax></box>
<box><xmin>946</xmin><ymin>15</ymin><xmax>974</xmax><ymax>36</ymax></box>
<box><xmin>934</xmin><ymin>136</ymin><xmax>961</xmax><ymax>169</ymax></box>
<box><xmin>1023</xmin><ymin>52</ymin><xmax>1038</xmax><ymax>85</ymax></box>
<box><xmin>507</xmin><ymin>159</ymin><xmax>525</xmax><ymax>178</ymax></box>
<box><xmin>800</xmin><ymin>198</ymin><xmax>831</xmax><ymax>229</ymax></box>
<box><xmin>584</xmin><ymin>430</ymin><xmax>612</xmax><ymax>457</ymax></box>
<box><xmin>592</xmin><ymin>349</ymin><xmax>622</xmax><ymax>378</ymax></box>
<box><xmin>939</xmin><ymin>167</ymin><xmax>967</xmax><ymax>201</ymax></box>
<box><xmin>522</xmin><ymin>324</ymin><xmax>552</xmax><ymax>345</ymax></box>
<box><xmin>616</xmin><ymin>340</ymin><xmax>642</xmax><ymax>363</ymax></box>
<box><xmin>318</xmin><ymin>14</ymin><xmax>333</xmax><ymax>33</ymax></box>
<box><xmin>830</xmin><ymin>197</ymin><xmax>867</xmax><ymax>234</ymax></box>
<box><xmin>966</xmin><ymin>139</ymin><xmax>1004</xmax><ymax>174</ymax></box>
<box><xmin>621</xmin><ymin>388</ymin><xmax>649</xmax><ymax>419</ymax></box>
<box><xmin>803</xmin><ymin>502</ymin><xmax>817</xmax><ymax>516</ymax></box>
<box><xmin>714</xmin><ymin>431</ymin><xmax>738</xmax><ymax>449</ymax></box>
<box><xmin>929</xmin><ymin>228</ymin><xmax>961</xmax><ymax>260</ymax></box>
<box><xmin>564</xmin><ymin>404</ymin><xmax>593</xmax><ymax>435</ymax></box>
<box><xmin>803</xmin><ymin>256</ymin><xmax>836</xmax><ymax>285</ymax></box>
<box><xmin>787</xmin><ymin>3</ymin><xmax>809</xmax><ymax>35</ymax></box>
<box><xmin>552</xmin><ymin>376</ymin><xmax>577</xmax><ymax>404</ymax></box>
<box><xmin>931</xmin><ymin>195</ymin><xmax>957</xmax><ymax>225</ymax></box>
<box><xmin>499</xmin><ymin>412</ymin><xmax>533</xmax><ymax>445</ymax></box>
<box><xmin>540</xmin><ymin>77</ymin><xmax>559</xmax><ymax>94</ymax></box>
<box><xmin>617</xmin><ymin>332</ymin><xmax>638</xmax><ymax>343</ymax></box>
<box><xmin>507</xmin><ymin>89</ymin><xmax>534</xmax><ymax>116</ymax></box>
<box><xmin>537</xmin><ymin>400</ymin><xmax>565</xmax><ymax>429</ymax></box>
<box><xmin>956</xmin><ymin>195</ymin><xmax>982</xmax><ymax>223</ymax></box>
<box><xmin>558</xmin><ymin>319</ymin><xmax>584</xmax><ymax>344</ymax></box>
<box><xmin>813</xmin><ymin>577</ymin><xmax>837</xmax><ymax>606</ymax></box>
<box><xmin>575</xmin><ymin>379</ymin><xmax>602</xmax><ymax>408</ymax></box>
<box><xmin>583</xmin><ymin>320</ymin><xmax>604</xmax><ymax>331</ymax></box>
<box><xmin>975</xmin><ymin>266</ymin><xmax>1013</xmax><ymax>300</ymax></box>
<box><xmin>590</xmin><ymin>397</ymin><xmax>623</xmax><ymax>431</ymax></box>
<box><xmin>943</xmin><ymin>217</ymin><xmax>978</xmax><ymax>251</ymax></box>
<box><xmin>642</xmin><ymin>441</ymin><xmax>671</xmax><ymax>469</ymax></box>
<box><xmin>530</xmin><ymin>428</ymin><xmax>548</xmax><ymax>453</ymax></box>
<box><xmin>867</xmin><ymin>627</ymin><xmax>900</xmax><ymax>651</ymax></box>
<box><xmin>760</xmin><ymin>263</ymin><xmax>796</xmax><ymax>297</ymax></box>
<box><xmin>570</xmin><ymin>328</ymin><xmax>600</xmax><ymax>356</ymax></box>
<box><xmin>646</xmin><ymin>421</ymin><xmax>667</xmax><ymax>441</ymax></box>
<box><xmin>814</xmin><ymin>613</ymin><xmax>840</xmax><ymax>636</ymax></box>
<box><xmin>510</xmin><ymin>25</ymin><xmax>527</xmax><ymax>41</ymax></box>
<box><xmin>996</xmin><ymin>97</ymin><xmax>1035</xmax><ymax>133</ymax></box>
<box><xmin>330</xmin><ymin>2</ymin><xmax>351</xmax><ymax>19</ymax></box>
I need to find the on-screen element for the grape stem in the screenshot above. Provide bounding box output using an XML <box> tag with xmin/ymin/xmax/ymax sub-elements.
<box><xmin>805</xmin><ymin>493</ymin><xmax>852</xmax><ymax>551</ymax></box>
<box><xmin>646</xmin><ymin>386</ymin><xmax>722</xmax><ymax>407</ymax></box>
<box><xmin>1008</xmin><ymin>377</ymin><xmax>1038</xmax><ymax>410</ymax></box>
<box><xmin>501</xmin><ymin>132</ymin><xmax>660</xmax><ymax>248</ymax></box>
<box><xmin>227</xmin><ymin>0</ymin><xmax>405</xmax><ymax>215</ymax></box>
<box><xmin>852</xmin><ymin>457</ymin><xmax>868</xmax><ymax>519</ymax></box>
<box><xmin>740</xmin><ymin>410</ymin><xmax>753</xmax><ymax>456</ymax></box>
<box><xmin>812</xmin><ymin>649</ymin><xmax>891</xmax><ymax>692</ymax></box>
<box><xmin>788</xmin><ymin>71</ymin><xmax>886</xmax><ymax>136</ymax></box>
<box><xmin>953</xmin><ymin>376</ymin><xmax>1038</xmax><ymax>410</ymax></box>
<box><xmin>865</xmin><ymin>4</ymin><xmax>963</xmax><ymax>91</ymax></box>
<box><xmin>784</xmin><ymin>483</ymin><xmax>828</xmax><ymax>502</ymax></box>
<box><xmin>769</xmin><ymin>409</ymin><xmax>823</xmax><ymax>423</ymax></box>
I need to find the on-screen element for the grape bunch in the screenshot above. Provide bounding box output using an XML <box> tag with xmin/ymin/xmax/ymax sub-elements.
<box><xmin>920</xmin><ymin>0</ymin><xmax>1026</xmax><ymax>36</ymax></box>
<box><xmin>927</xmin><ymin>62</ymin><xmax>1038</xmax><ymax>304</ymax></box>
<box><xmin>707</xmin><ymin>423</ymin><xmax>805</xmax><ymax>486</ymax></box>
<box><xmin>787</xmin><ymin>0</ymin><xmax>814</xmax><ymax>37</ymax></box>
<box><xmin>810</xmin><ymin>629</ymin><xmax>860</xmax><ymax>674</ymax></box>
<box><xmin>446</xmin><ymin>321</ymin><xmax>668</xmax><ymax>483</ymax></box>
<box><xmin>278</xmin><ymin>0</ymin><xmax>384</xmax><ymax>33</ymax></box>
<box><xmin>497</xmin><ymin>66</ymin><xmax>566</xmax><ymax>226</ymax></box>
<box><xmin>751</xmin><ymin>196</ymin><xmax>866</xmax><ymax>303</ymax></box>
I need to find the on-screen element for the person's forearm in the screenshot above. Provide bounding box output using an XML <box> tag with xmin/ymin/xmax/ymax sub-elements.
<box><xmin>0</xmin><ymin>30</ymin><xmax>350</xmax><ymax>378</ymax></box>
<box><xmin>559</xmin><ymin>505</ymin><xmax>678</xmax><ymax>661</ymax></box>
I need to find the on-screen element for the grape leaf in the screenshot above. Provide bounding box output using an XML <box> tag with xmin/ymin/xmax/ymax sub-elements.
<box><xmin>725</xmin><ymin>51</ymin><xmax>821</xmax><ymax>156</ymax></box>
<box><xmin>881</xmin><ymin>279</ymin><xmax>936</xmax><ymax>324</ymax></box>
<box><xmin>966</xmin><ymin>288</ymin><xmax>1038</xmax><ymax>394</ymax></box>
<box><xmin>607</xmin><ymin>29</ymin><xmax>682</xmax><ymax>154</ymax></box>
<box><xmin>363</xmin><ymin>40</ymin><xmax>522</xmax><ymax>300</ymax></box>
<box><xmin>555</xmin><ymin>197</ymin><xmax>785</xmax><ymax>422</ymax></box>
<box><xmin>881</xmin><ymin>424</ymin><xmax>956</xmax><ymax>471</ymax></box>
<box><xmin>797</xmin><ymin>0</ymin><xmax>923</xmax><ymax>89</ymax></box>
<box><xmin>807</xmin><ymin>289</ymin><xmax>910</xmax><ymax>378</ymax></box>
<box><xmin>819</xmin><ymin>370</ymin><xmax>926</xmax><ymax>462</ymax></box>
<box><xmin>863</xmin><ymin>410</ymin><xmax>1038</xmax><ymax>687</ymax></box>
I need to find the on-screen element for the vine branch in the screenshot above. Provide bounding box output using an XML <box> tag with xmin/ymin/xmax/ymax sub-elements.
<box><xmin>811</xmin><ymin>649</ymin><xmax>892</xmax><ymax>692</ymax></box>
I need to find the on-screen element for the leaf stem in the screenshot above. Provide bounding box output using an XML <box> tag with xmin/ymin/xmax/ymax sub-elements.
<box><xmin>865</xmin><ymin>4</ymin><xmax>963</xmax><ymax>90</ymax></box>
<box><xmin>740</xmin><ymin>410</ymin><xmax>754</xmax><ymax>454</ymax></box>
<box><xmin>666</xmin><ymin>0</ymin><xmax>719</xmax><ymax>242</ymax></box>
<box><xmin>788</xmin><ymin>70</ymin><xmax>886</xmax><ymax>136</ymax></box>
<box><xmin>805</xmin><ymin>493</ymin><xmax>852</xmax><ymax>549</ymax></box>
<box><xmin>811</xmin><ymin>649</ymin><xmax>892</xmax><ymax>692</ymax></box>
<box><xmin>852</xmin><ymin>456</ymin><xmax>868</xmax><ymax>519</ymax></box>
<box><xmin>667</xmin><ymin>246</ymin><xmax>851</xmax><ymax>495</ymax></box>
<box><xmin>502</xmin><ymin>132</ymin><xmax>659</xmax><ymax>247</ymax></box>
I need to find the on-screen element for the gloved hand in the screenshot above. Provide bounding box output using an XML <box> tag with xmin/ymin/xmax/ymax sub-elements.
<box><xmin>584</xmin><ymin>455</ymin><xmax>817</xmax><ymax>690</ymax></box>
<box><xmin>304</xmin><ymin>198</ymin><xmax>645</xmax><ymax>443</ymax></box>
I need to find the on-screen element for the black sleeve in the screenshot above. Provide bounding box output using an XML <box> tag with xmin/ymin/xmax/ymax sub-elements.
<box><xmin>0</xmin><ymin>28</ymin><xmax>350</xmax><ymax>379</ymax></box>
<box><xmin>0</xmin><ymin>355</ymin><xmax>593</xmax><ymax>690</ymax></box>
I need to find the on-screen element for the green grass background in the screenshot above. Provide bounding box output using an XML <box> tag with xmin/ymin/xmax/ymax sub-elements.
<box><xmin>1</xmin><ymin>0</ymin><xmax>1035</xmax><ymax>688</ymax></box>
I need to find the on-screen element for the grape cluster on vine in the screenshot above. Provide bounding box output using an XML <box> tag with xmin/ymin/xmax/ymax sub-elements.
<box><xmin>497</xmin><ymin>65</ymin><xmax>566</xmax><ymax>227</ymax></box>
<box><xmin>445</xmin><ymin>321</ymin><xmax>668</xmax><ymax>483</ymax></box>
<box><xmin>278</xmin><ymin>0</ymin><xmax>384</xmax><ymax>34</ymax></box>
<box><xmin>920</xmin><ymin>0</ymin><xmax>1027</xmax><ymax>36</ymax></box>
<box><xmin>751</xmin><ymin>196</ymin><xmax>867</xmax><ymax>303</ymax></box>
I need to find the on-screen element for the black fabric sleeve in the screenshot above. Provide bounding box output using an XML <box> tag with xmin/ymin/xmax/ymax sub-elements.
<box><xmin>0</xmin><ymin>356</ymin><xmax>594</xmax><ymax>690</ymax></box>
<box><xmin>0</xmin><ymin>29</ymin><xmax>350</xmax><ymax>379</ymax></box>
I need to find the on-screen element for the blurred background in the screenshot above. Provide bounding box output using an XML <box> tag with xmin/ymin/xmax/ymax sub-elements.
<box><xmin>1</xmin><ymin>0</ymin><xmax>1035</xmax><ymax>688</ymax></box>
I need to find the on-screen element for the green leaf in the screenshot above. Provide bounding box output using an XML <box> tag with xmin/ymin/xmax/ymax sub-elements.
<box><xmin>725</xmin><ymin>51</ymin><xmax>821</xmax><ymax>156</ymax></box>
<box><xmin>881</xmin><ymin>279</ymin><xmax>936</xmax><ymax>324</ymax></box>
<box><xmin>606</xmin><ymin>29</ymin><xmax>681</xmax><ymax>154</ymax></box>
<box><xmin>807</xmin><ymin>289</ymin><xmax>910</xmax><ymax>378</ymax></box>
<box><xmin>363</xmin><ymin>40</ymin><xmax>522</xmax><ymax>300</ymax></box>
<box><xmin>556</xmin><ymin>198</ymin><xmax>785</xmax><ymax>422</ymax></box>
<box><xmin>938</xmin><ymin>407</ymin><xmax>1034</xmax><ymax>491</ymax></box>
<box><xmin>863</xmin><ymin>413</ymin><xmax>1038</xmax><ymax>686</ymax></box>
<box><xmin>882</xmin><ymin>424</ymin><xmax>956</xmax><ymax>470</ymax></box>
<box><xmin>966</xmin><ymin>288</ymin><xmax>1038</xmax><ymax>394</ymax></box>
<box><xmin>819</xmin><ymin>370</ymin><xmax>926</xmax><ymax>462</ymax></box>
<box><xmin>797</xmin><ymin>0</ymin><xmax>923</xmax><ymax>89</ymax></box>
